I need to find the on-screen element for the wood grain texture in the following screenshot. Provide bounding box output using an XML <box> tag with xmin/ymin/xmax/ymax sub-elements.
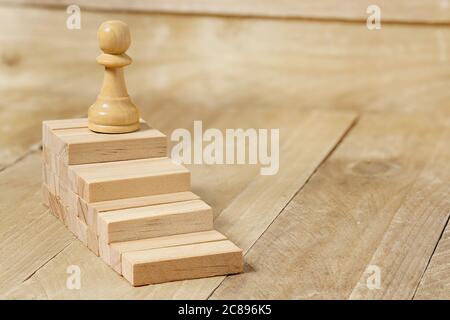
<box><xmin>348</xmin><ymin>126</ymin><xmax>450</xmax><ymax>299</ymax></box>
<box><xmin>69</xmin><ymin>157</ymin><xmax>191</xmax><ymax>202</ymax></box>
<box><xmin>2</xmin><ymin>110</ymin><xmax>355</xmax><ymax>299</ymax></box>
<box><xmin>211</xmin><ymin>114</ymin><xmax>450</xmax><ymax>299</ymax></box>
<box><xmin>43</xmin><ymin>182</ymin><xmax>91</xmax><ymax>248</ymax></box>
<box><xmin>106</xmin><ymin>230</ymin><xmax>226</xmax><ymax>273</ymax></box>
<box><xmin>5</xmin><ymin>0</ymin><xmax>450</xmax><ymax>24</ymax></box>
<box><xmin>2</xmin><ymin>6</ymin><xmax>450</xmax><ymax>170</ymax></box>
<box><xmin>44</xmin><ymin>119</ymin><xmax>167</xmax><ymax>164</ymax></box>
<box><xmin>2</xmin><ymin>4</ymin><xmax>449</xmax><ymax>299</ymax></box>
<box><xmin>113</xmin><ymin>230</ymin><xmax>226</xmax><ymax>270</ymax></box>
<box><xmin>79</xmin><ymin>191</ymin><xmax>200</xmax><ymax>232</ymax></box>
<box><xmin>414</xmin><ymin>223</ymin><xmax>450</xmax><ymax>299</ymax></box>
<box><xmin>122</xmin><ymin>240</ymin><xmax>243</xmax><ymax>286</ymax></box>
<box><xmin>97</xmin><ymin>199</ymin><xmax>213</xmax><ymax>243</ymax></box>
<box><xmin>214</xmin><ymin>111</ymin><xmax>356</xmax><ymax>252</ymax></box>
<box><xmin>0</xmin><ymin>154</ymin><xmax>74</xmax><ymax>296</ymax></box>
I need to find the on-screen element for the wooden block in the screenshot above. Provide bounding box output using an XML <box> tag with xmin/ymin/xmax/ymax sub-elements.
<box><xmin>87</xmin><ymin>226</ymin><xmax>99</xmax><ymax>256</ymax></box>
<box><xmin>78</xmin><ymin>191</ymin><xmax>200</xmax><ymax>232</ymax></box>
<box><xmin>42</xmin><ymin>163</ymin><xmax>57</xmax><ymax>195</ymax></box>
<box><xmin>43</xmin><ymin>118</ymin><xmax>88</xmax><ymax>146</ymax></box>
<box><xmin>60</xmin><ymin>198</ymin><xmax>78</xmax><ymax>238</ymax></box>
<box><xmin>103</xmin><ymin>230</ymin><xmax>227</xmax><ymax>273</ymax></box>
<box><xmin>46</xmin><ymin>186</ymin><xmax>65</xmax><ymax>222</ymax></box>
<box><xmin>42</xmin><ymin>184</ymin><xmax>50</xmax><ymax>207</ymax></box>
<box><xmin>98</xmin><ymin>199</ymin><xmax>213</xmax><ymax>244</ymax></box>
<box><xmin>44</xmin><ymin>183</ymin><xmax>77</xmax><ymax>235</ymax></box>
<box><xmin>43</xmin><ymin>118</ymin><xmax>166</xmax><ymax>165</ymax></box>
<box><xmin>98</xmin><ymin>236</ymin><xmax>111</xmax><ymax>265</ymax></box>
<box><xmin>48</xmin><ymin>191</ymin><xmax>77</xmax><ymax>239</ymax></box>
<box><xmin>122</xmin><ymin>240</ymin><xmax>243</xmax><ymax>286</ymax></box>
<box><xmin>57</xmin><ymin>182</ymin><xmax>77</xmax><ymax>219</ymax></box>
<box><xmin>69</xmin><ymin>157</ymin><xmax>191</xmax><ymax>202</ymax></box>
<box><xmin>42</xmin><ymin>146</ymin><xmax>54</xmax><ymax>170</ymax></box>
<box><xmin>44</xmin><ymin>184</ymin><xmax>92</xmax><ymax>248</ymax></box>
<box><xmin>43</xmin><ymin>146</ymin><xmax>70</xmax><ymax>186</ymax></box>
<box><xmin>42</xmin><ymin>162</ymin><xmax>73</xmax><ymax>210</ymax></box>
<box><xmin>43</xmin><ymin>167</ymin><xmax>77</xmax><ymax>222</ymax></box>
<box><xmin>75</xmin><ymin>219</ymin><xmax>88</xmax><ymax>246</ymax></box>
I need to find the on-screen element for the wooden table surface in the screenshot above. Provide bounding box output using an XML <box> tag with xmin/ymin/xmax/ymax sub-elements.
<box><xmin>0</xmin><ymin>2</ymin><xmax>449</xmax><ymax>299</ymax></box>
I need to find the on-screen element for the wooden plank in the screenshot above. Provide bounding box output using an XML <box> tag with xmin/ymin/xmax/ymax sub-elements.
<box><xmin>214</xmin><ymin>111</ymin><xmax>356</xmax><ymax>252</ymax></box>
<box><xmin>0</xmin><ymin>153</ymin><xmax>74</xmax><ymax>295</ymax></box>
<box><xmin>5</xmin><ymin>0</ymin><xmax>450</xmax><ymax>24</ymax></box>
<box><xmin>97</xmin><ymin>200</ymin><xmax>213</xmax><ymax>243</ymax></box>
<box><xmin>78</xmin><ymin>191</ymin><xmax>200</xmax><ymax>232</ymax></box>
<box><xmin>348</xmin><ymin>128</ymin><xmax>450</xmax><ymax>299</ymax></box>
<box><xmin>107</xmin><ymin>230</ymin><xmax>226</xmax><ymax>273</ymax></box>
<box><xmin>69</xmin><ymin>158</ymin><xmax>191</xmax><ymax>202</ymax></box>
<box><xmin>2</xmin><ymin>110</ymin><xmax>355</xmax><ymax>298</ymax></box>
<box><xmin>42</xmin><ymin>118</ymin><xmax>90</xmax><ymax>146</ymax></box>
<box><xmin>85</xmin><ymin>192</ymin><xmax>200</xmax><ymax>214</ymax></box>
<box><xmin>122</xmin><ymin>240</ymin><xmax>243</xmax><ymax>286</ymax></box>
<box><xmin>43</xmin><ymin>119</ymin><xmax>167</xmax><ymax>165</ymax></box>
<box><xmin>414</xmin><ymin>223</ymin><xmax>450</xmax><ymax>299</ymax></box>
<box><xmin>211</xmin><ymin>114</ymin><xmax>449</xmax><ymax>299</ymax></box>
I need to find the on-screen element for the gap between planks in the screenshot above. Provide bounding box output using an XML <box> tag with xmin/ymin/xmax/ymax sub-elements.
<box><xmin>21</xmin><ymin>240</ymin><xmax>73</xmax><ymax>284</ymax></box>
<box><xmin>412</xmin><ymin>213</ymin><xmax>450</xmax><ymax>299</ymax></box>
<box><xmin>0</xmin><ymin>143</ymin><xmax>41</xmax><ymax>174</ymax></box>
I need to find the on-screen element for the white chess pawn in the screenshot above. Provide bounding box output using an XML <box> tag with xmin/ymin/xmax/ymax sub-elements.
<box><xmin>88</xmin><ymin>20</ymin><xmax>140</xmax><ymax>133</ymax></box>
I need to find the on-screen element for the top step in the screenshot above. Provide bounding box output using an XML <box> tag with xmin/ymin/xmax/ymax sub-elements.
<box><xmin>42</xmin><ymin>118</ymin><xmax>166</xmax><ymax>165</ymax></box>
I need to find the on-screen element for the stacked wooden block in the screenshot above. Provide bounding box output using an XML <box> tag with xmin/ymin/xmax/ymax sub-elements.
<box><xmin>42</xmin><ymin>118</ymin><xmax>243</xmax><ymax>286</ymax></box>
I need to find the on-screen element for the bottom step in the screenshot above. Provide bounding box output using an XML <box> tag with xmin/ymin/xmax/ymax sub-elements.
<box><xmin>122</xmin><ymin>239</ymin><xmax>243</xmax><ymax>286</ymax></box>
<box><xmin>102</xmin><ymin>230</ymin><xmax>226</xmax><ymax>273</ymax></box>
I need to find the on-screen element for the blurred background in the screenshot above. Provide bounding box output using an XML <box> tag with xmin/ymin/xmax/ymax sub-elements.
<box><xmin>1</xmin><ymin>0</ymin><xmax>449</xmax><ymax>171</ymax></box>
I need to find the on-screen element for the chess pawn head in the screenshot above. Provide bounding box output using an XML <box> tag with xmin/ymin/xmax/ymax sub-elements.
<box><xmin>88</xmin><ymin>20</ymin><xmax>140</xmax><ymax>134</ymax></box>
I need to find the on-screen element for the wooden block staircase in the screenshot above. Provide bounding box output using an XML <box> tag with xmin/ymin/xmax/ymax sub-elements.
<box><xmin>42</xmin><ymin>118</ymin><xmax>243</xmax><ymax>286</ymax></box>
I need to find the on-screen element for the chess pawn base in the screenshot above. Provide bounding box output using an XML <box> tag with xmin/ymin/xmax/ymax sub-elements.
<box><xmin>88</xmin><ymin>97</ymin><xmax>140</xmax><ymax>134</ymax></box>
<box><xmin>88</xmin><ymin>122</ymin><xmax>140</xmax><ymax>134</ymax></box>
